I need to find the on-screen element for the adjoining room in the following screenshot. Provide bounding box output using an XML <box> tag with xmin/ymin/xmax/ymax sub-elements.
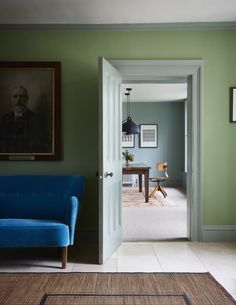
<box><xmin>121</xmin><ymin>83</ymin><xmax>188</xmax><ymax>241</ymax></box>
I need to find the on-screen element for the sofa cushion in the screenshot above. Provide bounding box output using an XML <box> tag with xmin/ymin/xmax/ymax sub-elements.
<box><xmin>0</xmin><ymin>219</ymin><xmax>70</xmax><ymax>248</ymax></box>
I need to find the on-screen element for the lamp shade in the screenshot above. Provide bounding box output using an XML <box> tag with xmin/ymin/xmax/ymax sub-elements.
<box><xmin>122</xmin><ymin>116</ymin><xmax>140</xmax><ymax>135</ymax></box>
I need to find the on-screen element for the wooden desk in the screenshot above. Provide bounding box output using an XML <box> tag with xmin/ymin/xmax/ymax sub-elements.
<box><xmin>122</xmin><ymin>163</ymin><xmax>151</xmax><ymax>203</ymax></box>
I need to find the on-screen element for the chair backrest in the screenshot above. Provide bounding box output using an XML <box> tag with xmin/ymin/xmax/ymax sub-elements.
<box><xmin>156</xmin><ymin>162</ymin><xmax>168</xmax><ymax>178</ymax></box>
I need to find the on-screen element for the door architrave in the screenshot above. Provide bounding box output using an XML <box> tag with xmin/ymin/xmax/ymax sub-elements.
<box><xmin>109</xmin><ymin>59</ymin><xmax>204</xmax><ymax>241</ymax></box>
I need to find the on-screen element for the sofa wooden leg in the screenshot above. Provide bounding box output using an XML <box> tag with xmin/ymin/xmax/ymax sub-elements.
<box><xmin>62</xmin><ymin>246</ymin><xmax>68</xmax><ymax>269</ymax></box>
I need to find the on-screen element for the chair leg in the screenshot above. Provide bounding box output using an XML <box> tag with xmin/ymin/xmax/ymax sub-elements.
<box><xmin>163</xmin><ymin>188</ymin><xmax>168</xmax><ymax>197</ymax></box>
<box><xmin>159</xmin><ymin>185</ymin><xmax>167</xmax><ymax>198</ymax></box>
<box><xmin>150</xmin><ymin>182</ymin><xmax>168</xmax><ymax>198</ymax></box>
<box><xmin>62</xmin><ymin>246</ymin><xmax>68</xmax><ymax>269</ymax></box>
<box><xmin>149</xmin><ymin>184</ymin><xmax>159</xmax><ymax>198</ymax></box>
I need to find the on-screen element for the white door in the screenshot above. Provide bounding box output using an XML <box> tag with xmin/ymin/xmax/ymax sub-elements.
<box><xmin>98</xmin><ymin>57</ymin><xmax>122</xmax><ymax>264</ymax></box>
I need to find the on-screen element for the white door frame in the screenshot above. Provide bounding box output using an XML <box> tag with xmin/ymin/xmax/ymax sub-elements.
<box><xmin>109</xmin><ymin>59</ymin><xmax>204</xmax><ymax>241</ymax></box>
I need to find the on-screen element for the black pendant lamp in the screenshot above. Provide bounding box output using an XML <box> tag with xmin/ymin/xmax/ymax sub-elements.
<box><xmin>122</xmin><ymin>88</ymin><xmax>140</xmax><ymax>135</ymax></box>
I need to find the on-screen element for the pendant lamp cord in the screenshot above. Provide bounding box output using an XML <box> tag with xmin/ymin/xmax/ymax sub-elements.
<box><xmin>125</xmin><ymin>93</ymin><xmax>129</xmax><ymax>119</ymax></box>
<box><xmin>126</xmin><ymin>88</ymin><xmax>132</xmax><ymax>118</ymax></box>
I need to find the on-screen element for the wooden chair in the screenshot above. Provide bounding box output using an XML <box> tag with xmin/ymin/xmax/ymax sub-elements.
<box><xmin>149</xmin><ymin>162</ymin><xmax>169</xmax><ymax>198</ymax></box>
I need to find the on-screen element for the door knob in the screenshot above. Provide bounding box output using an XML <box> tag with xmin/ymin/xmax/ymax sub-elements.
<box><xmin>105</xmin><ymin>172</ymin><xmax>113</xmax><ymax>177</ymax></box>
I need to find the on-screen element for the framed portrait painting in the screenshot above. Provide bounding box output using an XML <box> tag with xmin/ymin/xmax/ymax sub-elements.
<box><xmin>0</xmin><ymin>62</ymin><xmax>61</xmax><ymax>161</ymax></box>
<box><xmin>139</xmin><ymin>124</ymin><xmax>158</xmax><ymax>148</ymax></box>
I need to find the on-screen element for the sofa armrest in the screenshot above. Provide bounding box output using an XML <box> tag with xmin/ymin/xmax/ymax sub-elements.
<box><xmin>65</xmin><ymin>196</ymin><xmax>79</xmax><ymax>245</ymax></box>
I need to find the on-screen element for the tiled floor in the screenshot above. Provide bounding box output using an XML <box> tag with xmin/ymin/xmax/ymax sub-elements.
<box><xmin>0</xmin><ymin>242</ymin><xmax>235</xmax><ymax>300</ymax></box>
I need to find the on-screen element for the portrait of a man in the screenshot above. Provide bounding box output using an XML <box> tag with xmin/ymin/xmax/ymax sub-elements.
<box><xmin>0</xmin><ymin>62</ymin><xmax>61</xmax><ymax>160</ymax></box>
<box><xmin>0</xmin><ymin>85</ymin><xmax>49</xmax><ymax>153</ymax></box>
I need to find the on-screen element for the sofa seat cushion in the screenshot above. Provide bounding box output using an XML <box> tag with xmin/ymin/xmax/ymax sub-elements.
<box><xmin>0</xmin><ymin>219</ymin><xmax>70</xmax><ymax>248</ymax></box>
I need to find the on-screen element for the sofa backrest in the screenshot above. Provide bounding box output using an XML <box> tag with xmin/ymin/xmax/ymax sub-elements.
<box><xmin>0</xmin><ymin>175</ymin><xmax>85</xmax><ymax>221</ymax></box>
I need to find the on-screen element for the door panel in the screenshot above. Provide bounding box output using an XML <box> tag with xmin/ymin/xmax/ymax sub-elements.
<box><xmin>99</xmin><ymin>57</ymin><xmax>122</xmax><ymax>264</ymax></box>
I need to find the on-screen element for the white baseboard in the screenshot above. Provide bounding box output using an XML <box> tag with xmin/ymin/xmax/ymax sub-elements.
<box><xmin>202</xmin><ymin>226</ymin><xmax>236</xmax><ymax>242</ymax></box>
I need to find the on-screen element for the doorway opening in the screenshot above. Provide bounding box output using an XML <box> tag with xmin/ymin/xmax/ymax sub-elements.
<box><xmin>121</xmin><ymin>83</ymin><xmax>188</xmax><ymax>241</ymax></box>
<box><xmin>99</xmin><ymin>58</ymin><xmax>203</xmax><ymax>264</ymax></box>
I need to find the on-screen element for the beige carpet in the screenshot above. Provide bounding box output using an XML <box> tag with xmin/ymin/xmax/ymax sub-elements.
<box><xmin>0</xmin><ymin>272</ymin><xmax>235</xmax><ymax>305</ymax></box>
<box><xmin>122</xmin><ymin>187</ymin><xmax>187</xmax><ymax>241</ymax></box>
<box><xmin>122</xmin><ymin>187</ymin><xmax>176</xmax><ymax>207</ymax></box>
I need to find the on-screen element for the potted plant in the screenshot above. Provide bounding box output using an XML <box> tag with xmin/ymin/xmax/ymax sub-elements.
<box><xmin>122</xmin><ymin>149</ymin><xmax>134</xmax><ymax>166</ymax></box>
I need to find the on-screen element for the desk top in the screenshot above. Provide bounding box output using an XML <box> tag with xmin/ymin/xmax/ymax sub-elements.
<box><xmin>122</xmin><ymin>163</ymin><xmax>151</xmax><ymax>170</ymax></box>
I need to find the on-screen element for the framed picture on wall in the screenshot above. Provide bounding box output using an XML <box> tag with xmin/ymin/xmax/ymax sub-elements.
<box><xmin>0</xmin><ymin>61</ymin><xmax>61</xmax><ymax>161</ymax></box>
<box><xmin>230</xmin><ymin>87</ymin><xmax>236</xmax><ymax>122</ymax></box>
<box><xmin>122</xmin><ymin>133</ymin><xmax>135</xmax><ymax>148</ymax></box>
<box><xmin>139</xmin><ymin>124</ymin><xmax>158</xmax><ymax>148</ymax></box>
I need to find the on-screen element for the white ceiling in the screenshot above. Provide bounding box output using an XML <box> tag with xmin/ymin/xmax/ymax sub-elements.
<box><xmin>0</xmin><ymin>0</ymin><xmax>235</xmax><ymax>24</ymax></box>
<box><xmin>122</xmin><ymin>84</ymin><xmax>187</xmax><ymax>102</ymax></box>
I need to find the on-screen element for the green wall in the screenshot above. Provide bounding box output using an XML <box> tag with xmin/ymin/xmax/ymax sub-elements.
<box><xmin>0</xmin><ymin>29</ymin><xmax>236</xmax><ymax>232</ymax></box>
<box><xmin>122</xmin><ymin>101</ymin><xmax>185</xmax><ymax>187</ymax></box>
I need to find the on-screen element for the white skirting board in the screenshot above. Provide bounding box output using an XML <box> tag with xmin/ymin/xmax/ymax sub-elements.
<box><xmin>202</xmin><ymin>226</ymin><xmax>236</xmax><ymax>242</ymax></box>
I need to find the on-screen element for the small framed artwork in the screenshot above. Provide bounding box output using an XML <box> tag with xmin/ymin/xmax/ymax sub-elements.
<box><xmin>230</xmin><ymin>87</ymin><xmax>236</xmax><ymax>122</ymax></box>
<box><xmin>122</xmin><ymin>133</ymin><xmax>135</xmax><ymax>148</ymax></box>
<box><xmin>139</xmin><ymin>124</ymin><xmax>158</xmax><ymax>148</ymax></box>
<box><xmin>0</xmin><ymin>61</ymin><xmax>61</xmax><ymax>161</ymax></box>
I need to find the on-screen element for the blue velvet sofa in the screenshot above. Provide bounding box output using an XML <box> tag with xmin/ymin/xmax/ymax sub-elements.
<box><xmin>0</xmin><ymin>175</ymin><xmax>85</xmax><ymax>268</ymax></box>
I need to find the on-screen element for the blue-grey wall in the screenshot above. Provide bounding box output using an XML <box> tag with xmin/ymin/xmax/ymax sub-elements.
<box><xmin>122</xmin><ymin>101</ymin><xmax>185</xmax><ymax>187</ymax></box>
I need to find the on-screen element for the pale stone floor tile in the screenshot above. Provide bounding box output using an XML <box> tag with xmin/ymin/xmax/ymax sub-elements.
<box><xmin>209</xmin><ymin>271</ymin><xmax>236</xmax><ymax>292</ymax></box>
<box><xmin>189</xmin><ymin>242</ymin><xmax>236</xmax><ymax>260</ymax></box>
<box><xmin>153</xmin><ymin>241</ymin><xmax>195</xmax><ymax>257</ymax></box>
<box><xmin>72</xmin><ymin>258</ymin><xmax>117</xmax><ymax>272</ymax></box>
<box><xmin>201</xmin><ymin>257</ymin><xmax>236</xmax><ymax>274</ymax></box>
<box><xmin>117</xmin><ymin>255</ymin><xmax>162</xmax><ymax>272</ymax></box>
<box><xmin>158</xmin><ymin>256</ymin><xmax>207</xmax><ymax>273</ymax></box>
<box><xmin>0</xmin><ymin>260</ymin><xmax>32</xmax><ymax>272</ymax></box>
<box><xmin>189</xmin><ymin>242</ymin><xmax>236</xmax><ymax>278</ymax></box>
<box><xmin>117</xmin><ymin>242</ymin><xmax>156</xmax><ymax>257</ymax></box>
<box><xmin>0</xmin><ymin>258</ymin><xmax>73</xmax><ymax>272</ymax></box>
<box><xmin>0</xmin><ymin>248</ymin><xmax>75</xmax><ymax>272</ymax></box>
<box><xmin>28</xmin><ymin>261</ymin><xmax>74</xmax><ymax>272</ymax></box>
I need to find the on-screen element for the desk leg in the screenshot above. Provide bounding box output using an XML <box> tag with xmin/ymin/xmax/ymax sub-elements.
<box><xmin>138</xmin><ymin>174</ymin><xmax>142</xmax><ymax>192</ymax></box>
<box><xmin>144</xmin><ymin>171</ymin><xmax>149</xmax><ymax>203</ymax></box>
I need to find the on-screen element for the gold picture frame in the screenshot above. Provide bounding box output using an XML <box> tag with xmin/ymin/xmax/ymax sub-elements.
<box><xmin>0</xmin><ymin>62</ymin><xmax>61</xmax><ymax>161</ymax></box>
